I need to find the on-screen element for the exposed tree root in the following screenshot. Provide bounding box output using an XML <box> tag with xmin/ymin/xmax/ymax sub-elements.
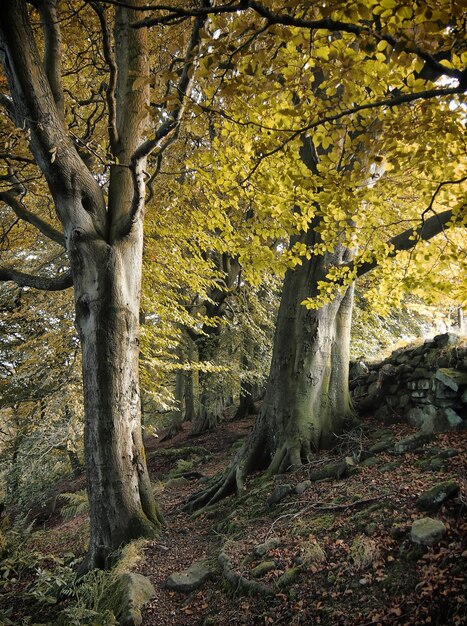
<box><xmin>218</xmin><ymin>552</ymin><xmax>274</xmax><ymax>597</ymax></box>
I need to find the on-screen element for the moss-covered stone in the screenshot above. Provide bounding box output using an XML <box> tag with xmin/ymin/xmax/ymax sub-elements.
<box><xmin>100</xmin><ymin>572</ymin><xmax>154</xmax><ymax>626</ymax></box>
<box><xmin>251</xmin><ymin>561</ymin><xmax>276</xmax><ymax>578</ymax></box>
<box><xmin>276</xmin><ymin>567</ymin><xmax>301</xmax><ymax>589</ymax></box>
<box><xmin>417</xmin><ymin>481</ymin><xmax>459</xmax><ymax>512</ymax></box>
<box><xmin>166</xmin><ymin>559</ymin><xmax>216</xmax><ymax>593</ymax></box>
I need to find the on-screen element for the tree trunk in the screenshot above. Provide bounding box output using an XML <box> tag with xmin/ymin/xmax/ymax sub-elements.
<box><xmin>73</xmin><ymin>233</ymin><xmax>162</xmax><ymax>570</ymax></box>
<box><xmin>191</xmin><ymin>334</ymin><xmax>224</xmax><ymax>434</ymax></box>
<box><xmin>233</xmin><ymin>379</ymin><xmax>259</xmax><ymax>421</ymax></box>
<box><xmin>186</xmin><ymin>236</ymin><xmax>355</xmax><ymax>510</ymax></box>
<box><xmin>184</xmin><ymin>339</ymin><xmax>196</xmax><ymax>421</ymax></box>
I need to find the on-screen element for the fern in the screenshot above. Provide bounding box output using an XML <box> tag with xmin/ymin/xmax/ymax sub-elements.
<box><xmin>60</xmin><ymin>490</ymin><xmax>89</xmax><ymax>520</ymax></box>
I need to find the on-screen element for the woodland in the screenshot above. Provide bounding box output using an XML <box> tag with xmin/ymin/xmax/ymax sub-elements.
<box><xmin>0</xmin><ymin>0</ymin><xmax>466</xmax><ymax>625</ymax></box>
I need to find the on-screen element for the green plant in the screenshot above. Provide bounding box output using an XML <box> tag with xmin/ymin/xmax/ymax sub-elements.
<box><xmin>60</xmin><ymin>490</ymin><xmax>89</xmax><ymax>520</ymax></box>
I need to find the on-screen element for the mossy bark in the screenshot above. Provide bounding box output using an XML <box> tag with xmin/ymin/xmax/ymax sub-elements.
<box><xmin>187</xmin><ymin>236</ymin><xmax>355</xmax><ymax>510</ymax></box>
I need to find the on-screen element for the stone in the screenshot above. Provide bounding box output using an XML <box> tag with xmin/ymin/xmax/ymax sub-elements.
<box><xmin>251</xmin><ymin>561</ymin><xmax>276</xmax><ymax>578</ymax></box>
<box><xmin>417</xmin><ymin>457</ymin><xmax>444</xmax><ymax>472</ymax></box>
<box><xmin>253</xmin><ymin>537</ymin><xmax>281</xmax><ymax>557</ymax></box>
<box><xmin>462</xmin><ymin>388</ymin><xmax>467</xmax><ymax>404</ymax></box>
<box><xmin>267</xmin><ymin>484</ymin><xmax>294</xmax><ymax>507</ymax></box>
<box><xmin>350</xmin><ymin>361</ymin><xmax>369</xmax><ymax>379</ymax></box>
<box><xmin>359</xmin><ymin>457</ymin><xmax>380</xmax><ymax>468</ymax></box>
<box><xmin>295</xmin><ymin>480</ymin><xmax>312</xmax><ymax>495</ymax></box>
<box><xmin>410</xmin><ymin>517</ymin><xmax>446</xmax><ymax>546</ymax></box>
<box><xmin>394</xmin><ymin>433</ymin><xmax>432</xmax><ymax>454</ymax></box>
<box><xmin>310</xmin><ymin>459</ymin><xmax>356</xmax><ymax>481</ymax></box>
<box><xmin>390</xmin><ymin>525</ymin><xmax>408</xmax><ymax>540</ymax></box>
<box><xmin>433</xmin><ymin>333</ymin><xmax>458</xmax><ymax>348</ymax></box>
<box><xmin>417</xmin><ymin>481</ymin><xmax>459</xmax><ymax>512</ymax></box>
<box><xmin>102</xmin><ymin>573</ymin><xmax>155</xmax><ymax>626</ymax></box>
<box><xmin>435</xmin><ymin>368</ymin><xmax>467</xmax><ymax>392</ymax></box>
<box><xmin>368</xmin><ymin>438</ymin><xmax>394</xmax><ymax>454</ymax></box>
<box><xmin>276</xmin><ymin>567</ymin><xmax>301</xmax><ymax>589</ymax></box>
<box><xmin>374</xmin><ymin>405</ymin><xmax>398</xmax><ymax>424</ymax></box>
<box><xmin>379</xmin><ymin>461</ymin><xmax>402</xmax><ymax>473</ymax></box>
<box><xmin>407</xmin><ymin>405</ymin><xmax>437</xmax><ymax>430</ymax></box>
<box><xmin>166</xmin><ymin>559</ymin><xmax>216</xmax><ymax>593</ymax></box>
<box><xmin>438</xmin><ymin>448</ymin><xmax>459</xmax><ymax>459</ymax></box>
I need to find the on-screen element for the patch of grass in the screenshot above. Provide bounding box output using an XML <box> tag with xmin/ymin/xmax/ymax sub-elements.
<box><xmin>349</xmin><ymin>535</ymin><xmax>380</xmax><ymax>571</ymax></box>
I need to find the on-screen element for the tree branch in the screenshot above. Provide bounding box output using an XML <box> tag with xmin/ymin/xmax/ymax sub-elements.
<box><xmin>37</xmin><ymin>0</ymin><xmax>65</xmax><ymax>118</ymax></box>
<box><xmin>133</xmin><ymin>1</ymin><xmax>465</xmax><ymax>85</ymax></box>
<box><xmin>0</xmin><ymin>267</ymin><xmax>73</xmax><ymax>290</ymax></box>
<box><xmin>0</xmin><ymin>0</ymin><xmax>107</xmax><ymax>238</ymax></box>
<box><xmin>0</xmin><ymin>190</ymin><xmax>66</xmax><ymax>247</ymax></box>
<box><xmin>235</xmin><ymin>86</ymin><xmax>462</xmax><ymax>186</ymax></box>
<box><xmin>354</xmin><ymin>206</ymin><xmax>465</xmax><ymax>278</ymax></box>
<box><xmin>119</xmin><ymin>1</ymin><xmax>208</xmax><ymax>237</ymax></box>
<box><xmin>90</xmin><ymin>1</ymin><xmax>119</xmax><ymax>153</ymax></box>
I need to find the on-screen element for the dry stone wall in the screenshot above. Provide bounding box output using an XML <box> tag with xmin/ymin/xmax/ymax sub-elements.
<box><xmin>349</xmin><ymin>333</ymin><xmax>467</xmax><ymax>433</ymax></box>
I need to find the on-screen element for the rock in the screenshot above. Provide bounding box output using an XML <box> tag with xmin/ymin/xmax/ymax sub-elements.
<box><xmin>359</xmin><ymin>457</ymin><xmax>380</xmax><ymax>468</ymax></box>
<box><xmin>374</xmin><ymin>404</ymin><xmax>398</xmax><ymax>424</ymax></box>
<box><xmin>358</xmin><ymin>450</ymin><xmax>376</xmax><ymax>462</ymax></box>
<box><xmin>439</xmin><ymin>407</ymin><xmax>463</xmax><ymax>428</ymax></box>
<box><xmin>276</xmin><ymin>567</ymin><xmax>301</xmax><ymax>589</ymax></box>
<box><xmin>416</xmin><ymin>457</ymin><xmax>444</xmax><ymax>472</ymax></box>
<box><xmin>295</xmin><ymin>480</ymin><xmax>311</xmax><ymax>495</ymax></box>
<box><xmin>369</xmin><ymin>428</ymin><xmax>393</xmax><ymax>441</ymax></box>
<box><xmin>410</xmin><ymin>517</ymin><xmax>446</xmax><ymax>546</ymax></box>
<box><xmin>417</xmin><ymin>481</ymin><xmax>459</xmax><ymax>512</ymax></box>
<box><xmin>379</xmin><ymin>461</ymin><xmax>401</xmax><ymax>473</ymax></box>
<box><xmin>164</xmin><ymin>476</ymin><xmax>189</xmax><ymax>488</ymax></box>
<box><xmin>350</xmin><ymin>361</ymin><xmax>369</xmax><ymax>379</ymax></box>
<box><xmin>309</xmin><ymin>459</ymin><xmax>356</xmax><ymax>481</ymax></box>
<box><xmin>433</xmin><ymin>333</ymin><xmax>458</xmax><ymax>348</ymax></box>
<box><xmin>253</xmin><ymin>537</ymin><xmax>281</xmax><ymax>557</ymax></box>
<box><xmin>251</xmin><ymin>561</ymin><xmax>276</xmax><ymax>578</ymax></box>
<box><xmin>438</xmin><ymin>448</ymin><xmax>459</xmax><ymax>459</ymax></box>
<box><xmin>394</xmin><ymin>433</ymin><xmax>432</xmax><ymax>454</ymax></box>
<box><xmin>368</xmin><ymin>439</ymin><xmax>394</xmax><ymax>454</ymax></box>
<box><xmin>435</xmin><ymin>368</ymin><xmax>467</xmax><ymax>392</ymax></box>
<box><xmin>390</xmin><ymin>525</ymin><xmax>408</xmax><ymax>540</ymax></box>
<box><xmin>166</xmin><ymin>559</ymin><xmax>216</xmax><ymax>593</ymax></box>
<box><xmin>267</xmin><ymin>484</ymin><xmax>294</xmax><ymax>507</ymax></box>
<box><xmin>103</xmin><ymin>573</ymin><xmax>155</xmax><ymax>626</ymax></box>
<box><xmin>407</xmin><ymin>405</ymin><xmax>437</xmax><ymax>430</ymax></box>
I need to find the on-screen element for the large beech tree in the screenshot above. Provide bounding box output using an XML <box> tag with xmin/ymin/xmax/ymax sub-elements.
<box><xmin>0</xmin><ymin>0</ymin><xmax>206</xmax><ymax>570</ymax></box>
<box><xmin>1</xmin><ymin>0</ymin><xmax>465</xmax><ymax>562</ymax></box>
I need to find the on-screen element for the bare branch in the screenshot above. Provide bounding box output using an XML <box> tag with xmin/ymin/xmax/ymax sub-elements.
<box><xmin>0</xmin><ymin>267</ymin><xmax>73</xmax><ymax>290</ymax></box>
<box><xmin>0</xmin><ymin>190</ymin><xmax>66</xmax><ymax>247</ymax></box>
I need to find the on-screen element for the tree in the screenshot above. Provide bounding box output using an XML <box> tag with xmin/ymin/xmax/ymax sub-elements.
<box><xmin>177</xmin><ymin>1</ymin><xmax>466</xmax><ymax>509</ymax></box>
<box><xmin>0</xmin><ymin>0</ymin><xmax>208</xmax><ymax>569</ymax></box>
<box><xmin>1</xmin><ymin>0</ymin><xmax>465</xmax><ymax>563</ymax></box>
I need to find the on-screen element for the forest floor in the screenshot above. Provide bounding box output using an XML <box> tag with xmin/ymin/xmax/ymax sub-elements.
<box><xmin>1</xmin><ymin>412</ymin><xmax>466</xmax><ymax>626</ymax></box>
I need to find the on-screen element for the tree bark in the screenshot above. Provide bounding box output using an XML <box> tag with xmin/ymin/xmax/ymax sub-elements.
<box><xmin>186</xmin><ymin>231</ymin><xmax>355</xmax><ymax>510</ymax></box>
<box><xmin>0</xmin><ymin>0</ymin><xmax>163</xmax><ymax>571</ymax></box>
<box><xmin>191</xmin><ymin>333</ymin><xmax>224</xmax><ymax>434</ymax></box>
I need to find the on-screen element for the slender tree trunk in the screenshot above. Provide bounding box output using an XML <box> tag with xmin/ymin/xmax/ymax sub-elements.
<box><xmin>184</xmin><ymin>339</ymin><xmax>196</xmax><ymax>421</ymax></box>
<box><xmin>186</xmin><ymin>234</ymin><xmax>355</xmax><ymax>510</ymax></box>
<box><xmin>191</xmin><ymin>334</ymin><xmax>224</xmax><ymax>434</ymax></box>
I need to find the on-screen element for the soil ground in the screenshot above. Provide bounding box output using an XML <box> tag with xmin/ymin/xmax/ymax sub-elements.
<box><xmin>1</xmin><ymin>413</ymin><xmax>466</xmax><ymax>626</ymax></box>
